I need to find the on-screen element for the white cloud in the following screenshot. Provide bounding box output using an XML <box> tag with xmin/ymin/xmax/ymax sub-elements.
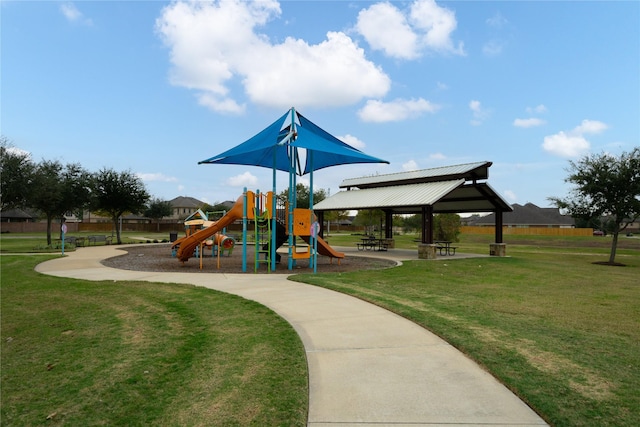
<box><xmin>513</xmin><ymin>117</ymin><xmax>545</xmax><ymax>128</ymax></box>
<box><xmin>526</xmin><ymin>104</ymin><xmax>547</xmax><ymax>114</ymax></box>
<box><xmin>358</xmin><ymin>98</ymin><xmax>440</xmax><ymax>122</ymax></box>
<box><xmin>410</xmin><ymin>0</ymin><xmax>465</xmax><ymax>55</ymax></box>
<box><xmin>469</xmin><ymin>99</ymin><xmax>490</xmax><ymax>125</ymax></box>
<box><xmin>355</xmin><ymin>0</ymin><xmax>464</xmax><ymax>59</ymax></box>
<box><xmin>402</xmin><ymin>159</ymin><xmax>419</xmax><ymax>171</ymax></box>
<box><xmin>137</xmin><ymin>172</ymin><xmax>178</xmax><ymax>182</ymax></box>
<box><xmin>5</xmin><ymin>146</ymin><xmax>31</xmax><ymax>158</ymax></box>
<box><xmin>156</xmin><ymin>0</ymin><xmax>390</xmax><ymax>113</ymax></box>
<box><xmin>244</xmin><ymin>32</ymin><xmax>390</xmax><ymax>108</ymax></box>
<box><xmin>486</xmin><ymin>12</ymin><xmax>508</xmax><ymax>28</ymax></box>
<box><xmin>226</xmin><ymin>171</ymin><xmax>258</xmax><ymax>187</ymax></box>
<box><xmin>355</xmin><ymin>2</ymin><xmax>418</xmax><ymax>59</ymax></box>
<box><xmin>60</xmin><ymin>2</ymin><xmax>93</xmax><ymax>26</ymax></box>
<box><xmin>574</xmin><ymin>119</ymin><xmax>608</xmax><ymax>135</ymax></box>
<box><xmin>542</xmin><ymin>132</ymin><xmax>590</xmax><ymax>158</ymax></box>
<box><xmin>482</xmin><ymin>13</ymin><xmax>508</xmax><ymax>57</ymax></box>
<box><xmin>338</xmin><ymin>134</ymin><xmax>366</xmax><ymax>150</ymax></box>
<box><xmin>429</xmin><ymin>152</ymin><xmax>446</xmax><ymax>160</ymax></box>
<box><xmin>482</xmin><ymin>40</ymin><xmax>505</xmax><ymax>56</ymax></box>
<box><xmin>542</xmin><ymin>119</ymin><xmax>608</xmax><ymax>158</ymax></box>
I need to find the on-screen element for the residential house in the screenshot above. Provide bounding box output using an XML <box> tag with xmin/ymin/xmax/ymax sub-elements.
<box><xmin>469</xmin><ymin>203</ymin><xmax>575</xmax><ymax>228</ymax></box>
<box><xmin>167</xmin><ymin>196</ymin><xmax>206</xmax><ymax>220</ymax></box>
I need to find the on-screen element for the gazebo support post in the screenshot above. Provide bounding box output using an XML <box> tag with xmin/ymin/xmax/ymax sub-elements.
<box><xmin>383</xmin><ymin>209</ymin><xmax>394</xmax><ymax>248</ymax></box>
<box><xmin>418</xmin><ymin>205</ymin><xmax>437</xmax><ymax>259</ymax></box>
<box><xmin>422</xmin><ymin>205</ymin><xmax>434</xmax><ymax>244</ymax></box>
<box><xmin>490</xmin><ymin>210</ymin><xmax>507</xmax><ymax>256</ymax></box>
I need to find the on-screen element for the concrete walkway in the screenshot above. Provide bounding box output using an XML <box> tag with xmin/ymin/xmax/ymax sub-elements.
<box><xmin>36</xmin><ymin>245</ymin><xmax>547</xmax><ymax>427</ymax></box>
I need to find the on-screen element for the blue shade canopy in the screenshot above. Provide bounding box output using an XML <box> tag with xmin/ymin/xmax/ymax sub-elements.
<box><xmin>199</xmin><ymin>108</ymin><xmax>389</xmax><ymax>175</ymax></box>
<box><xmin>198</xmin><ymin>111</ymin><xmax>293</xmax><ymax>173</ymax></box>
<box><xmin>294</xmin><ymin>112</ymin><xmax>389</xmax><ymax>174</ymax></box>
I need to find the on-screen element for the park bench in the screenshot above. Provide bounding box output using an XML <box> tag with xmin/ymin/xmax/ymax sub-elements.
<box><xmin>54</xmin><ymin>236</ymin><xmax>85</xmax><ymax>247</ymax></box>
<box><xmin>88</xmin><ymin>235</ymin><xmax>113</xmax><ymax>245</ymax></box>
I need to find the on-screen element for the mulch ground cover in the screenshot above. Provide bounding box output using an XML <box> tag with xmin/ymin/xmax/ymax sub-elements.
<box><xmin>102</xmin><ymin>243</ymin><xmax>396</xmax><ymax>274</ymax></box>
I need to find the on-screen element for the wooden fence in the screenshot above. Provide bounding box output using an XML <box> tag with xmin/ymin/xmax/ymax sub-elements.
<box><xmin>461</xmin><ymin>226</ymin><xmax>593</xmax><ymax>237</ymax></box>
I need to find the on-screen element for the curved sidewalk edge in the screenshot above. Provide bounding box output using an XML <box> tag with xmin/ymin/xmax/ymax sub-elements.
<box><xmin>35</xmin><ymin>246</ymin><xmax>548</xmax><ymax>427</ymax></box>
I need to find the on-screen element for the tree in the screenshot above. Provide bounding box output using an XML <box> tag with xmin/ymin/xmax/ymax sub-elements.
<box><xmin>144</xmin><ymin>198</ymin><xmax>173</xmax><ymax>232</ymax></box>
<box><xmin>202</xmin><ymin>202</ymin><xmax>234</xmax><ymax>219</ymax></box>
<box><xmin>91</xmin><ymin>168</ymin><xmax>150</xmax><ymax>244</ymax></box>
<box><xmin>324</xmin><ymin>209</ymin><xmax>349</xmax><ymax>233</ymax></box>
<box><xmin>353</xmin><ymin>209</ymin><xmax>385</xmax><ymax>236</ymax></box>
<box><xmin>401</xmin><ymin>214</ymin><xmax>422</xmax><ymax>234</ymax></box>
<box><xmin>549</xmin><ymin>148</ymin><xmax>640</xmax><ymax>265</ymax></box>
<box><xmin>277</xmin><ymin>183</ymin><xmax>327</xmax><ymax>209</ymax></box>
<box><xmin>29</xmin><ymin>160</ymin><xmax>91</xmax><ymax>245</ymax></box>
<box><xmin>434</xmin><ymin>213</ymin><xmax>461</xmax><ymax>242</ymax></box>
<box><xmin>0</xmin><ymin>137</ymin><xmax>35</xmax><ymax>210</ymax></box>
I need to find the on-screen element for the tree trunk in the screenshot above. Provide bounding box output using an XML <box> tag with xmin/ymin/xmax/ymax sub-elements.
<box><xmin>608</xmin><ymin>230</ymin><xmax>619</xmax><ymax>264</ymax></box>
<box><xmin>113</xmin><ymin>216</ymin><xmax>122</xmax><ymax>244</ymax></box>
<box><xmin>46</xmin><ymin>216</ymin><xmax>53</xmax><ymax>246</ymax></box>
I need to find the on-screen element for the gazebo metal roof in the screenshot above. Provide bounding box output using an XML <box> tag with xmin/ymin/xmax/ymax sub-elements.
<box><xmin>339</xmin><ymin>161</ymin><xmax>492</xmax><ymax>190</ymax></box>
<box><xmin>315</xmin><ymin>162</ymin><xmax>512</xmax><ymax>214</ymax></box>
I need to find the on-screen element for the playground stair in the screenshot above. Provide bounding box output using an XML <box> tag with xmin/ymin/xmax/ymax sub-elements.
<box><xmin>254</xmin><ymin>210</ymin><xmax>271</xmax><ymax>272</ymax></box>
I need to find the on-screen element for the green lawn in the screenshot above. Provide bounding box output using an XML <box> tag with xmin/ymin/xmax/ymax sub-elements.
<box><xmin>1</xmin><ymin>255</ymin><xmax>308</xmax><ymax>426</ymax></box>
<box><xmin>292</xmin><ymin>234</ymin><xmax>640</xmax><ymax>426</ymax></box>
<box><xmin>2</xmin><ymin>231</ymin><xmax>639</xmax><ymax>426</ymax></box>
<box><xmin>0</xmin><ymin>232</ymin><xmax>148</xmax><ymax>253</ymax></box>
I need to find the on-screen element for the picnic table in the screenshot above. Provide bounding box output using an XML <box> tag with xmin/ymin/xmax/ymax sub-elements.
<box><xmin>435</xmin><ymin>241</ymin><xmax>458</xmax><ymax>256</ymax></box>
<box><xmin>357</xmin><ymin>236</ymin><xmax>389</xmax><ymax>251</ymax></box>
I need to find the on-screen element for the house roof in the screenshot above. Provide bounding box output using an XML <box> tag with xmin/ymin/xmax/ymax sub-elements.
<box><xmin>0</xmin><ymin>208</ymin><xmax>35</xmax><ymax>220</ymax></box>
<box><xmin>473</xmin><ymin>203</ymin><xmax>574</xmax><ymax>226</ymax></box>
<box><xmin>169</xmin><ymin>196</ymin><xmax>205</xmax><ymax>208</ymax></box>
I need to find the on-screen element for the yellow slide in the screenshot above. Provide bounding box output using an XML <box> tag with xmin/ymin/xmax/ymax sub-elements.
<box><xmin>301</xmin><ymin>234</ymin><xmax>345</xmax><ymax>264</ymax></box>
<box><xmin>175</xmin><ymin>196</ymin><xmax>244</xmax><ymax>262</ymax></box>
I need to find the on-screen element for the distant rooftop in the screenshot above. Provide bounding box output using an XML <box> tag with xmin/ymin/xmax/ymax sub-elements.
<box><xmin>472</xmin><ymin>203</ymin><xmax>575</xmax><ymax>226</ymax></box>
<box><xmin>169</xmin><ymin>196</ymin><xmax>205</xmax><ymax>208</ymax></box>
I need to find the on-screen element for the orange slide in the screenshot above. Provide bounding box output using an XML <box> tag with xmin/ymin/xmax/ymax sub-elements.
<box><xmin>301</xmin><ymin>234</ymin><xmax>345</xmax><ymax>264</ymax></box>
<box><xmin>175</xmin><ymin>196</ymin><xmax>244</xmax><ymax>262</ymax></box>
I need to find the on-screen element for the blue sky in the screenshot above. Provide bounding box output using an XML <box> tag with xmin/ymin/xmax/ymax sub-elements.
<box><xmin>3</xmin><ymin>0</ymin><xmax>639</xmax><ymax>208</ymax></box>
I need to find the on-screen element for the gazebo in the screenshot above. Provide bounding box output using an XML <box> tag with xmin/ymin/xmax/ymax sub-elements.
<box><xmin>313</xmin><ymin>161</ymin><xmax>513</xmax><ymax>256</ymax></box>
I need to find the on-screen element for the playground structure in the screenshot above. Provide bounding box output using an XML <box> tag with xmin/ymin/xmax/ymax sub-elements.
<box><xmin>171</xmin><ymin>207</ymin><xmax>237</xmax><ymax>270</ymax></box>
<box><xmin>172</xmin><ymin>189</ymin><xmax>345</xmax><ymax>272</ymax></box>
<box><xmin>192</xmin><ymin>107</ymin><xmax>387</xmax><ymax>273</ymax></box>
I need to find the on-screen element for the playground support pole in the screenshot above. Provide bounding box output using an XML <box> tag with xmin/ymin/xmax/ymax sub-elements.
<box><xmin>287</xmin><ymin>108</ymin><xmax>296</xmax><ymax>271</ymax></box>
<box><xmin>271</xmin><ymin>148</ymin><xmax>277</xmax><ymax>271</ymax></box>
<box><xmin>242</xmin><ymin>188</ymin><xmax>247</xmax><ymax>272</ymax></box>
<box><xmin>309</xmin><ymin>150</ymin><xmax>317</xmax><ymax>273</ymax></box>
<box><xmin>287</xmin><ymin>144</ymin><xmax>295</xmax><ymax>270</ymax></box>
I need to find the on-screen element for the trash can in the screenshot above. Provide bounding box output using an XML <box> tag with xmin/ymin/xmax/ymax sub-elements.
<box><xmin>169</xmin><ymin>232</ymin><xmax>178</xmax><ymax>242</ymax></box>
